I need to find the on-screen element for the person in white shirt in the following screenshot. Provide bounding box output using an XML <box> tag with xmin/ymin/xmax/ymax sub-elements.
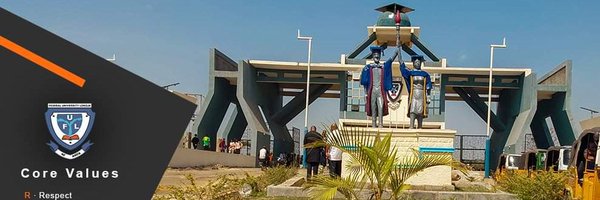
<box><xmin>235</xmin><ymin>141</ymin><xmax>243</xmax><ymax>154</ymax></box>
<box><xmin>259</xmin><ymin>146</ymin><xmax>268</xmax><ymax>169</ymax></box>
<box><xmin>229</xmin><ymin>140</ymin><xmax>235</xmax><ymax>154</ymax></box>
<box><xmin>328</xmin><ymin>124</ymin><xmax>343</xmax><ymax>177</ymax></box>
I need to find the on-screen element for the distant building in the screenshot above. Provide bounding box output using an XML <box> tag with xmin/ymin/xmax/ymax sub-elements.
<box><xmin>170</xmin><ymin>91</ymin><xmax>204</xmax><ymax>149</ymax></box>
<box><xmin>580</xmin><ymin>116</ymin><xmax>600</xmax><ymax>131</ymax></box>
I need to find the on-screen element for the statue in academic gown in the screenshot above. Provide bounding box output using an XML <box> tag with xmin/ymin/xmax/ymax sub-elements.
<box><xmin>360</xmin><ymin>46</ymin><xmax>398</xmax><ymax>128</ymax></box>
<box><xmin>400</xmin><ymin>54</ymin><xmax>432</xmax><ymax>129</ymax></box>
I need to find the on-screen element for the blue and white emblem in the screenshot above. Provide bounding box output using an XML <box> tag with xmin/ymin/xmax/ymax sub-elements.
<box><xmin>45</xmin><ymin>103</ymin><xmax>95</xmax><ymax>159</ymax></box>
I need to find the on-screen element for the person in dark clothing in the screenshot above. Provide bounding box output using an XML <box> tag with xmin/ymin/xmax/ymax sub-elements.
<box><xmin>320</xmin><ymin>130</ymin><xmax>328</xmax><ymax>168</ymax></box>
<box><xmin>304</xmin><ymin>126</ymin><xmax>324</xmax><ymax>180</ymax></box>
<box><xmin>218</xmin><ymin>138</ymin><xmax>225</xmax><ymax>152</ymax></box>
<box><xmin>286</xmin><ymin>153</ymin><xmax>294</xmax><ymax>167</ymax></box>
<box><xmin>578</xmin><ymin>135</ymin><xmax>598</xmax><ymax>183</ymax></box>
<box><xmin>191</xmin><ymin>134</ymin><xmax>200</xmax><ymax>149</ymax></box>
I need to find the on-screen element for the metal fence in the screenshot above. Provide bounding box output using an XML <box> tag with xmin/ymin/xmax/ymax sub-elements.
<box><xmin>523</xmin><ymin>133</ymin><xmax>537</xmax><ymax>152</ymax></box>
<box><xmin>454</xmin><ymin>135</ymin><xmax>487</xmax><ymax>168</ymax></box>
<box><xmin>523</xmin><ymin>131</ymin><xmax>560</xmax><ymax>152</ymax></box>
<box><xmin>292</xmin><ymin>127</ymin><xmax>300</xmax><ymax>155</ymax></box>
<box><xmin>454</xmin><ymin>133</ymin><xmax>553</xmax><ymax>170</ymax></box>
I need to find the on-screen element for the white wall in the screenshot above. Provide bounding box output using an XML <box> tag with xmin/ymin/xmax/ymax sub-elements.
<box><xmin>168</xmin><ymin>147</ymin><xmax>256</xmax><ymax>168</ymax></box>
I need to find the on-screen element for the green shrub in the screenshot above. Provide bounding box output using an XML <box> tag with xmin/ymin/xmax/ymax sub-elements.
<box><xmin>496</xmin><ymin>170</ymin><xmax>571</xmax><ymax>200</ymax></box>
<box><xmin>263</xmin><ymin>166</ymin><xmax>298</xmax><ymax>186</ymax></box>
<box><xmin>153</xmin><ymin>173</ymin><xmax>245</xmax><ymax>200</ymax></box>
<box><xmin>153</xmin><ymin>167</ymin><xmax>297</xmax><ymax>200</ymax></box>
<box><xmin>243</xmin><ymin>166</ymin><xmax>297</xmax><ymax>197</ymax></box>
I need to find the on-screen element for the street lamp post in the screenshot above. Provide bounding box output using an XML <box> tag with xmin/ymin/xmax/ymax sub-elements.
<box><xmin>580</xmin><ymin>107</ymin><xmax>599</xmax><ymax>119</ymax></box>
<box><xmin>297</xmin><ymin>30</ymin><xmax>313</xmax><ymax>129</ymax></box>
<box><xmin>297</xmin><ymin>29</ymin><xmax>312</xmax><ymax>168</ymax></box>
<box><xmin>487</xmin><ymin>38</ymin><xmax>506</xmax><ymax>137</ymax></box>
<box><xmin>484</xmin><ymin>37</ymin><xmax>506</xmax><ymax>178</ymax></box>
<box><xmin>106</xmin><ymin>54</ymin><xmax>116</xmax><ymax>61</ymax></box>
<box><xmin>162</xmin><ymin>82</ymin><xmax>180</xmax><ymax>90</ymax></box>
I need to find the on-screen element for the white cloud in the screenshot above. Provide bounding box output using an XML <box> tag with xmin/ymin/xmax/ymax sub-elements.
<box><xmin>459</xmin><ymin>53</ymin><xmax>468</xmax><ymax>61</ymax></box>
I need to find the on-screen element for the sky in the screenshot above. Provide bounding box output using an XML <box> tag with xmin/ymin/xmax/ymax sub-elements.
<box><xmin>1</xmin><ymin>1</ymin><xmax>599</xmax><ymax>135</ymax></box>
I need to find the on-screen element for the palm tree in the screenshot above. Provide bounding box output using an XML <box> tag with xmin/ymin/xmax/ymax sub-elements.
<box><xmin>304</xmin><ymin>125</ymin><xmax>465</xmax><ymax>200</ymax></box>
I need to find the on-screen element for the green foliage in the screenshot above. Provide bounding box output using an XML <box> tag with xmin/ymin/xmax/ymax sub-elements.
<box><xmin>154</xmin><ymin>173</ymin><xmax>244</xmax><ymax>200</ymax></box>
<box><xmin>246</xmin><ymin>166</ymin><xmax>299</xmax><ymax>195</ymax></box>
<box><xmin>390</xmin><ymin>152</ymin><xmax>466</xmax><ymax>198</ymax></box>
<box><xmin>264</xmin><ymin>166</ymin><xmax>299</xmax><ymax>187</ymax></box>
<box><xmin>153</xmin><ymin>166</ymin><xmax>297</xmax><ymax>200</ymax></box>
<box><xmin>303</xmin><ymin>173</ymin><xmax>364</xmax><ymax>200</ymax></box>
<box><xmin>305</xmin><ymin>125</ymin><xmax>465</xmax><ymax>200</ymax></box>
<box><xmin>496</xmin><ymin>170</ymin><xmax>571</xmax><ymax>200</ymax></box>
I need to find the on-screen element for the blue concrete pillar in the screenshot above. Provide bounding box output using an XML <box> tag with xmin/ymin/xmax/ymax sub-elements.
<box><xmin>302</xmin><ymin>128</ymin><xmax>307</xmax><ymax>168</ymax></box>
<box><xmin>484</xmin><ymin>139</ymin><xmax>491</xmax><ymax>178</ymax></box>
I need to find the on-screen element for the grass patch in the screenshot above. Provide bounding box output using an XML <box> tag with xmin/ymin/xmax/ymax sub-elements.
<box><xmin>153</xmin><ymin>166</ymin><xmax>297</xmax><ymax>200</ymax></box>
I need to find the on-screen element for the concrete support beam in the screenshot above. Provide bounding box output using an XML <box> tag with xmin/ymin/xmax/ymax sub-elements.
<box><xmin>272</xmin><ymin>84</ymin><xmax>332</xmax><ymax>124</ymax></box>
<box><xmin>196</xmin><ymin>78</ymin><xmax>235</xmax><ymax>151</ymax></box>
<box><xmin>551</xmin><ymin>110</ymin><xmax>576</xmax><ymax>145</ymax></box>
<box><xmin>217</xmin><ymin>105</ymin><xmax>237</xmax><ymax>139</ymax></box>
<box><xmin>402</xmin><ymin>44</ymin><xmax>418</xmax><ymax>56</ymax></box>
<box><xmin>410</xmin><ymin>34</ymin><xmax>440</xmax><ymax>62</ymax></box>
<box><xmin>453</xmin><ymin>87</ymin><xmax>506</xmax><ymax>132</ymax></box>
<box><xmin>237</xmin><ymin>61</ymin><xmax>270</xmax><ymax>134</ymax></box>
<box><xmin>196</xmin><ymin>49</ymin><xmax>241</xmax><ymax>151</ymax></box>
<box><xmin>489</xmin><ymin>88</ymin><xmax>523</xmax><ymax>170</ymax></box>
<box><xmin>530</xmin><ymin>115</ymin><xmax>554</xmax><ymax>148</ymax></box>
<box><xmin>504</xmin><ymin>73</ymin><xmax>537</xmax><ymax>153</ymax></box>
<box><xmin>226</xmin><ymin>104</ymin><xmax>248</xmax><ymax>142</ymax></box>
<box><xmin>347</xmin><ymin>33</ymin><xmax>377</xmax><ymax>59</ymax></box>
<box><xmin>252</xmin><ymin>130</ymin><xmax>271</xmax><ymax>166</ymax></box>
<box><xmin>270</xmin><ymin>122</ymin><xmax>293</xmax><ymax>156</ymax></box>
<box><xmin>530</xmin><ymin>92</ymin><xmax>576</xmax><ymax>148</ymax></box>
<box><xmin>532</xmin><ymin>60</ymin><xmax>576</xmax><ymax>147</ymax></box>
<box><xmin>339</xmin><ymin>76</ymin><xmax>348</xmax><ymax>112</ymax></box>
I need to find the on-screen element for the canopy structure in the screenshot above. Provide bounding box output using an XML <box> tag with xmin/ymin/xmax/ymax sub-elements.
<box><xmin>194</xmin><ymin>4</ymin><xmax>577</xmax><ymax>170</ymax></box>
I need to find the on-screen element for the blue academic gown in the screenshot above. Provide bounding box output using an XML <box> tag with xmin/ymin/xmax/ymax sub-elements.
<box><xmin>400</xmin><ymin>62</ymin><xmax>432</xmax><ymax>117</ymax></box>
<box><xmin>360</xmin><ymin>58</ymin><xmax>393</xmax><ymax>116</ymax></box>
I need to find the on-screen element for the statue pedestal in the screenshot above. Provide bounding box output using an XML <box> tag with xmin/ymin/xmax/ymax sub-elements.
<box><xmin>338</xmin><ymin>121</ymin><xmax>456</xmax><ymax>188</ymax></box>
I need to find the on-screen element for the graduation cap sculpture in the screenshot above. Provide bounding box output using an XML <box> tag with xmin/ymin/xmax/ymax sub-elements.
<box><xmin>375</xmin><ymin>3</ymin><xmax>414</xmax><ymax>14</ymax></box>
<box><xmin>411</xmin><ymin>55</ymin><xmax>425</xmax><ymax>62</ymax></box>
<box><xmin>370</xmin><ymin>46</ymin><xmax>384</xmax><ymax>56</ymax></box>
<box><xmin>375</xmin><ymin>3</ymin><xmax>413</xmax><ymax>27</ymax></box>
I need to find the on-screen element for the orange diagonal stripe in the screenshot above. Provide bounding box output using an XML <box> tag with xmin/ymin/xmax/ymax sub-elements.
<box><xmin>0</xmin><ymin>35</ymin><xmax>86</xmax><ymax>87</ymax></box>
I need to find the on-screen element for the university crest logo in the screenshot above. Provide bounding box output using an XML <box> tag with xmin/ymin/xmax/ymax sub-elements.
<box><xmin>45</xmin><ymin>103</ymin><xmax>95</xmax><ymax>159</ymax></box>
<box><xmin>387</xmin><ymin>81</ymin><xmax>403</xmax><ymax>103</ymax></box>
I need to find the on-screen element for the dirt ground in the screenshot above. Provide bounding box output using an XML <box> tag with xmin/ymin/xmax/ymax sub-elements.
<box><xmin>158</xmin><ymin>167</ymin><xmax>265</xmax><ymax>186</ymax></box>
<box><xmin>155</xmin><ymin>166</ymin><xmax>310</xmax><ymax>199</ymax></box>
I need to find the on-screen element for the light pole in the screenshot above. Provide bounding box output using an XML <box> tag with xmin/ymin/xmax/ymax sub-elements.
<box><xmin>297</xmin><ymin>29</ymin><xmax>312</xmax><ymax>167</ymax></box>
<box><xmin>106</xmin><ymin>54</ymin><xmax>116</xmax><ymax>61</ymax></box>
<box><xmin>580</xmin><ymin>107</ymin><xmax>599</xmax><ymax>119</ymax></box>
<box><xmin>297</xmin><ymin>30</ymin><xmax>313</xmax><ymax>129</ymax></box>
<box><xmin>487</xmin><ymin>38</ymin><xmax>507</xmax><ymax>137</ymax></box>
<box><xmin>162</xmin><ymin>82</ymin><xmax>180</xmax><ymax>90</ymax></box>
<box><xmin>485</xmin><ymin>37</ymin><xmax>506</xmax><ymax>178</ymax></box>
